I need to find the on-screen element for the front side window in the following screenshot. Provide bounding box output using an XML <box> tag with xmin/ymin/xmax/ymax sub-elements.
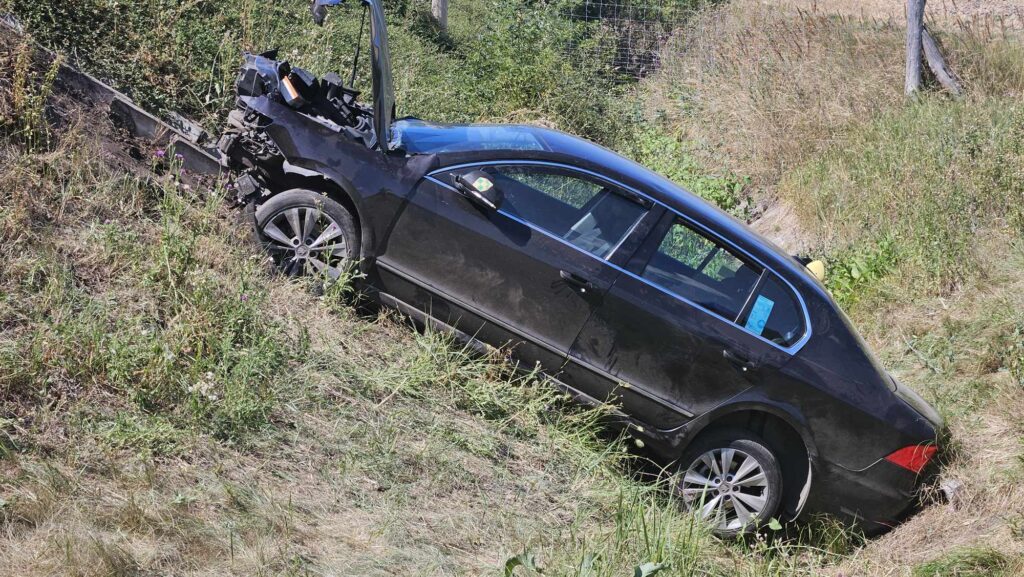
<box><xmin>642</xmin><ymin>219</ymin><xmax>761</xmax><ymax>320</ymax></box>
<box><xmin>476</xmin><ymin>165</ymin><xmax>648</xmax><ymax>258</ymax></box>
<box><xmin>738</xmin><ymin>275</ymin><xmax>805</xmax><ymax>347</ymax></box>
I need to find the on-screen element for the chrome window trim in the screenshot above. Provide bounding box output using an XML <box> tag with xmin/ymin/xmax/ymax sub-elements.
<box><xmin>425</xmin><ymin>166</ymin><xmax>649</xmax><ymax>261</ymax></box>
<box><xmin>426</xmin><ymin>160</ymin><xmax>812</xmax><ymax>355</ymax></box>
<box><xmin>430</xmin><ymin>160</ymin><xmax>659</xmax><ymax>205</ymax></box>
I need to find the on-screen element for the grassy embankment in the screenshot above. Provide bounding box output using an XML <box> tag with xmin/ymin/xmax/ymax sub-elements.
<box><xmin>655</xmin><ymin>3</ymin><xmax>1024</xmax><ymax>574</ymax></box>
<box><xmin>1</xmin><ymin>0</ymin><xmax>1023</xmax><ymax>575</ymax></box>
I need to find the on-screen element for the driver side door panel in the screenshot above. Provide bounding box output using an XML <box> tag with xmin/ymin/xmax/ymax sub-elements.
<box><xmin>375</xmin><ymin>162</ymin><xmax>650</xmax><ymax>374</ymax></box>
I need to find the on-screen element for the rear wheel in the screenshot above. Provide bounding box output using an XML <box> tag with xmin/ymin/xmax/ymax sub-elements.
<box><xmin>675</xmin><ymin>429</ymin><xmax>784</xmax><ymax>537</ymax></box>
<box><xmin>253</xmin><ymin>189</ymin><xmax>359</xmax><ymax>280</ymax></box>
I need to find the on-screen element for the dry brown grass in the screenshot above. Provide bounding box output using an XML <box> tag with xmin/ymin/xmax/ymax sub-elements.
<box><xmin>650</xmin><ymin>1</ymin><xmax>906</xmax><ymax>192</ymax></box>
<box><xmin>648</xmin><ymin>0</ymin><xmax>1024</xmax><ymax>200</ymax></box>
<box><xmin>781</xmin><ymin>0</ymin><xmax>1024</xmax><ymax>26</ymax></box>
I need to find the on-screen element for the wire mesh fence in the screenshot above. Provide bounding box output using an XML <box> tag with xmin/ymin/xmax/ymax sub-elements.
<box><xmin>561</xmin><ymin>0</ymin><xmax>703</xmax><ymax>79</ymax></box>
<box><xmin>559</xmin><ymin>0</ymin><xmax>1024</xmax><ymax>81</ymax></box>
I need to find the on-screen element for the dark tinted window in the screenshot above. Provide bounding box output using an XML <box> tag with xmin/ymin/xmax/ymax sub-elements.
<box><xmin>482</xmin><ymin>165</ymin><xmax>647</xmax><ymax>258</ymax></box>
<box><xmin>738</xmin><ymin>275</ymin><xmax>805</xmax><ymax>347</ymax></box>
<box><xmin>642</xmin><ymin>219</ymin><xmax>760</xmax><ymax>320</ymax></box>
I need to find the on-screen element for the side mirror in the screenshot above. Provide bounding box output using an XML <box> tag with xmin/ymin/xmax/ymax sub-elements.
<box><xmin>455</xmin><ymin>170</ymin><xmax>503</xmax><ymax>211</ymax></box>
<box><xmin>311</xmin><ymin>0</ymin><xmax>345</xmax><ymax>26</ymax></box>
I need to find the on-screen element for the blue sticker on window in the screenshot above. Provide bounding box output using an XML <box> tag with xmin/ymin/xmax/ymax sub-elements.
<box><xmin>744</xmin><ymin>295</ymin><xmax>775</xmax><ymax>336</ymax></box>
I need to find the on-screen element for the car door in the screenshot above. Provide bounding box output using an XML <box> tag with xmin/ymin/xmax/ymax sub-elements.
<box><xmin>375</xmin><ymin>161</ymin><xmax>657</xmax><ymax>373</ymax></box>
<box><xmin>563</xmin><ymin>211</ymin><xmax>809</xmax><ymax>430</ymax></box>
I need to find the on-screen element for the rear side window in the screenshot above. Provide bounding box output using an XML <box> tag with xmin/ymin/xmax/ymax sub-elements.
<box><xmin>738</xmin><ymin>275</ymin><xmax>805</xmax><ymax>347</ymax></box>
<box><xmin>642</xmin><ymin>219</ymin><xmax>760</xmax><ymax>320</ymax></box>
<box><xmin>480</xmin><ymin>165</ymin><xmax>648</xmax><ymax>259</ymax></box>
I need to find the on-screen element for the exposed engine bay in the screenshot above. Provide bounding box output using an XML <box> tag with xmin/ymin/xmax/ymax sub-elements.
<box><xmin>217</xmin><ymin>49</ymin><xmax>381</xmax><ymax>204</ymax></box>
<box><xmin>235</xmin><ymin>50</ymin><xmax>373</xmax><ymax>136</ymax></box>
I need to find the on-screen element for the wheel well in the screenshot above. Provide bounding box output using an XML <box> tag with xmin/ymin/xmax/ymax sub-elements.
<box><xmin>689</xmin><ymin>410</ymin><xmax>811</xmax><ymax>520</ymax></box>
<box><xmin>319</xmin><ymin>182</ymin><xmax>361</xmax><ymax>235</ymax></box>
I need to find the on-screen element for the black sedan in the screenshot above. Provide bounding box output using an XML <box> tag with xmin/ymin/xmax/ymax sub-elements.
<box><xmin>217</xmin><ymin>0</ymin><xmax>943</xmax><ymax>537</ymax></box>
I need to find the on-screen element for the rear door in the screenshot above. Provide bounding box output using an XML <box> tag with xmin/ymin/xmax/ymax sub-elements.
<box><xmin>376</xmin><ymin>162</ymin><xmax>658</xmax><ymax>373</ymax></box>
<box><xmin>564</xmin><ymin>212</ymin><xmax>808</xmax><ymax>430</ymax></box>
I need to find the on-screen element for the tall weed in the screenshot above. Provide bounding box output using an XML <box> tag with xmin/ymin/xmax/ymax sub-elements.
<box><xmin>1</xmin><ymin>41</ymin><xmax>60</xmax><ymax>150</ymax></box>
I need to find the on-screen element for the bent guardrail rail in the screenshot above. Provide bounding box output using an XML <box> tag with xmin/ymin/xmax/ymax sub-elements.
<box><xmin>1</xmin><ymin>13</ymin><xmax>223</xmax><ymax>176</ymax></box>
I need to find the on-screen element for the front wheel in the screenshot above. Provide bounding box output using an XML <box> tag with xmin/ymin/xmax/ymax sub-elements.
<box><xmin>675</xmin><ymin>429</ymin><xmax>784</xmax><ymax>538</ymax></box>
<box><xmin>253</xmin><ymin>189</ymin><xmax>359</xmax><ymax>280</ymax></box>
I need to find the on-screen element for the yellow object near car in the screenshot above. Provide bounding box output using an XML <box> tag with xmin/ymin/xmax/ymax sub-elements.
<box><xmin>806</xmin><ymin>260</ymin><xmax>826</xmax><ymax>281</ymax></box>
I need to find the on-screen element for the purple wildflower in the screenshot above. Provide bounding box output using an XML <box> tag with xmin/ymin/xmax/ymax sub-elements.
<box><xmin>174</xmin><ymin>153</ymin><xmax>184</xmax><ymax>161</ymax></box>
<box><xmin>154</xmin><ymin>149</ymin><xmax>166</xmax><ymax>158</ymax></box>
<box><xmin>240</xmin><ymin>294</ymin><xmax>250</xmax><ymax>302</ymax></box>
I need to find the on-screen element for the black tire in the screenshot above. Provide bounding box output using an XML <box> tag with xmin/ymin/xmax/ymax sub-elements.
<box><xmin>676</xmin><ymin>428</ymin><xmax>784</xmax><ymax>538</ymax></box>
<box><xmin>253</xmin><ymin>189</ymin><xmax>359</xmax><ymax>279</ymax></box>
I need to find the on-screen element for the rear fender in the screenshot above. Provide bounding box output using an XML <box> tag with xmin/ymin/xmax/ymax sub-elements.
<box><xmin>672</xmin><ymin>398</ymin><xmax>818</xmax><ymax>520</ymax></box>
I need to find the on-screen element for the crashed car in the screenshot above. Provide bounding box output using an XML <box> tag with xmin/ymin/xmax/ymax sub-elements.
<box><xmin>218</xmin><ymin>0</ymin><xmax>943</xmax><ymax>537</ymax></box>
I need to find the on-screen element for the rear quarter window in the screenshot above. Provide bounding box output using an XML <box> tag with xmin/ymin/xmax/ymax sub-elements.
<box><xmin>738</xmin><ymin>275</ymin><xmax>805</xmax><ymax>347</ymax></box>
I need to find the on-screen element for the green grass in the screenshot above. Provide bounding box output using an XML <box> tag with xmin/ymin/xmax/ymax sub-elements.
<box><xmin>3</xmin><ymin>0</ymin><xmax>1024</xmax><ymax>575</ymax></box>
<box><xmin>783</xmin><ymin>97</ymin><xmax>1024</xmax><ymax>298</ymax></box>
<box><xmin>913</xmin><ymin>547</ymin><xmax>1016</xmax><ymax>577</ymax></box>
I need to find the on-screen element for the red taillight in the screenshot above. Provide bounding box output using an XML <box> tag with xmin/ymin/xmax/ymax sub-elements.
<box><xmin>885</xmin><ymin>444</ymin><xmax>938</xmax><ymax>474</ymax></box>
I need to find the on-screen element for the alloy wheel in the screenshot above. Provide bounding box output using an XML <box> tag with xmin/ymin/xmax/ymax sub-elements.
<box><xmin>679</xmin><ymin>447</ymin><xmax>772</xmax><ymax>533</ymax></box>
<box><xmin>259</xmin><ymin>206</ymin><xmax>347</xmax><ymax>279</ymax></box>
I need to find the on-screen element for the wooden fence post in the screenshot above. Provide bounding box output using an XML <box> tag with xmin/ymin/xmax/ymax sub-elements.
<box><xmin>905</xmin><ymin>0</ymin><xmax>925</xmax><ymax>95</ymax></box>
<box><xmin>906</xmin><ymin>0</ymin><xmax>964</xmax><ymax>97</ymax></box>
<box><xmin>922</xmin><ymin>27</ymin><xmax>965</xmax><ymax>97</ymax></box>
<box><xmin>431</xmin><ymin>0</ymin><xmax>448</xmax><ymax>33</ymax></box>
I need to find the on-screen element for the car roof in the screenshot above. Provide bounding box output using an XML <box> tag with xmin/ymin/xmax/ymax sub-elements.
<box><xmin>393</xmin><ymin>119</ymin><xmax>815</xmax><ymax>283</ymax></box>
<box><xmin>394</xmin><ymin>119</ymin><xmax>697</xmax><ymax>208</ymax></box>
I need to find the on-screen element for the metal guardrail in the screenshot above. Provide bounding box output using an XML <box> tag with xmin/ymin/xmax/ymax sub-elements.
<box><xmin>0</xmin><ymin>12</ymin><xmax>224</xmax><ymax>176</ymax></box>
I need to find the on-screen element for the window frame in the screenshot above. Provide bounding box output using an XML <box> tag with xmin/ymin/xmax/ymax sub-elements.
<box><xmin>642</xmin><ymin>216</ymin><xmax>765</xmax><ymax>322</ymax></box>
<box><xmin>735</xmin><ymin>272</ymin><xmax>807</xmax><ymax>348</ymax></box>
<box><xmin>432</xmin><ymin>161</ymin><xmax>654</xmax><ymax>263</ymax></box>
<box><xmin>625</xmin><ymin>207</ymin><xmax>811</xmax><ymax>354</ymax></box>
<box><xmin>426</xmin><ymin>160</ymin><xmax>812</xmax><ymax>355</ymax></box>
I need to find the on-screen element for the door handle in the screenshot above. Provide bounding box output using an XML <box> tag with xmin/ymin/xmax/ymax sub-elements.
<box><xmin>559</xmin><ymin>270</ymin><xmax>594</xmax><ymax>292</ymax></box>
<box><xmin>722</xmin><ymin>349</ymin><xmax>758</xmax><ymax>372</ymax></box>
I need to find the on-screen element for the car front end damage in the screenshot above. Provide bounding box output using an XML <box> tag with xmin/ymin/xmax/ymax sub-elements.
<box><xmin>218</xmin><ymin>0</ymin><xmax>395</xmax><ymax>207</ymax></box>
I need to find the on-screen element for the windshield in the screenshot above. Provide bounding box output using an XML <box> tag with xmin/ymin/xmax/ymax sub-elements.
<box><xmin>392</xmin><ymin>120</ymin><xmax>548</xmax><ymax>153</ymax></box>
